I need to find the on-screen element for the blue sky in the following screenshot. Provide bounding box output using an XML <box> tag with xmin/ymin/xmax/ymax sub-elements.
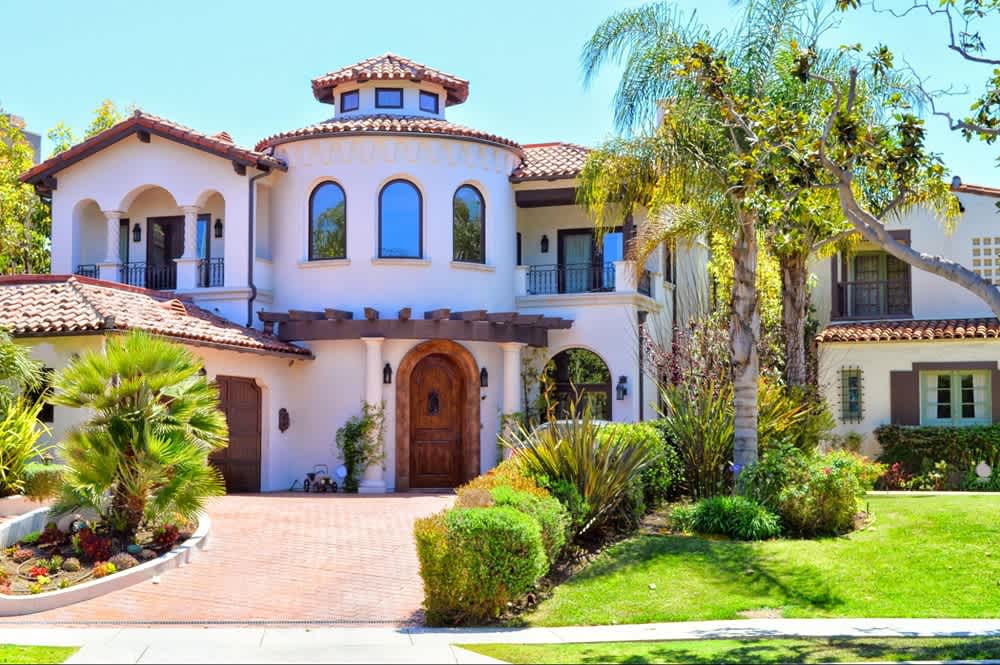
<box><xmin>3</xmin><ymin>0</ymin><xmax>997</xmax><ymax>183</ymax></box>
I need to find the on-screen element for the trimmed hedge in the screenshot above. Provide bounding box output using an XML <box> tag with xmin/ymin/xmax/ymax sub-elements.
<box><xmin>490</xmin><ymin>486</ymin><xmax>569</xmax><ymax>565</ymax></box>
<box><xmin>606</xmin><ymin>421</ymin><xmax>684</xmax><ymax>507</ymax></box>
<box><xmin>875</xmin><ymin>424</ymin><xmax>1000</xmax><ymax>475</ymax></box>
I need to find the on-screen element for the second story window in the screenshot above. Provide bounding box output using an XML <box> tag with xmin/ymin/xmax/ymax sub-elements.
<box><xmin>309</xmin><ymin>182</ymin><xmax>347</xmax><ymax>260</ymax></box>
<box><xmin>340</xmin><ymin>90</ymin><xmax>359</xmax><ymax>112</ymax></box>
<box><xmin>844</xmin><ymin>252</ymin><xmax>910</xmax><ymax>318</ymax></box>
<box><xmin>379</xmin><ymin>180</ymin><xmax>421</xmax><ymax>258</ymax></box>
<box><xmin>419</xmin><ymin>91</ymin><xmax>439</xmax><ymax>113</ymax></box>
<box><xmin>375</xmin><ymin>88</ymin><xmax>403</xmax><ymax>109</ymax></box>
<box><xmin>453</xmin><ymin>185</ymin><xmax>485</xmax><ymax>263</ymax></box>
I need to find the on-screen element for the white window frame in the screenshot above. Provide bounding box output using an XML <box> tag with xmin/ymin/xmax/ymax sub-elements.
<box><xmin>919</xmin><ymin>370</ymin><xmax>992</xmax><ymax>426</ymax></box>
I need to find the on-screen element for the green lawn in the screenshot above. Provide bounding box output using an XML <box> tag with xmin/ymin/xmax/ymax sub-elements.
<box><xmin>0</xmin><ymin>645</ymin><xmax>77</xmax><ymax>664</ymax></box>
<box><xmin>461</xmin><ymin>637</ymin><xmax>1000</xmax><ymax>664</ymax></box>
<box><xmin>527</xmin><ymin>494</ymin><xmax>1000</xmax><ymax>626</ymax></box>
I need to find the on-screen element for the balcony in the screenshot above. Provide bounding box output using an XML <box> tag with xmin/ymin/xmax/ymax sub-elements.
<box><xmin>836</xmin><ymin>280</ymin><xmax>911</xmax><ymax>319</ymax></box>
<box><xmin>75</xmin><ymin>258</ymin><xmax>224</xmax><ymax>291</ymax></box>
<box><xmin>198</xmin><ymin>257</ymin><xmax>225</xmax><ymax>288</ymax></box>
<box><xmin>521</xmin><ymin>261</ymin><xmax>653</xmax><ymax>298</ymax></box>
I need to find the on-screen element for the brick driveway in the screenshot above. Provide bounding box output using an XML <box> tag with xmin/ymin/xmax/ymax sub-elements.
<box><xmin>1</xmin><ymin>493</ymin><xmax>453</xmax><ymax>626</ymax></box>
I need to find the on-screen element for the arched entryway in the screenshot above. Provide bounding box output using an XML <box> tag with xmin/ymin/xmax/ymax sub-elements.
<box><xmin>395</xmin><ymin>340</ymin><xmax>480</xmax><ymax>491</ymax></box>
<box><xmin>543</xmin><ymin>348</ymin><xmax>613</xmax><ymax>420</ymax></box>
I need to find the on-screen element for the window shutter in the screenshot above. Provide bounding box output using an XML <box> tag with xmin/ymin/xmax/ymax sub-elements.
<box><xmin>890</xmin><ymin>370</ymin><xmax>919</xmax><ymax>425</ymax></box>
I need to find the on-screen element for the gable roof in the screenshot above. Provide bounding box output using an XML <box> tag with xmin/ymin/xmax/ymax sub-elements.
<box><xmin>20</xmin><ymin>111</ymin><xmax>287</xmax><ymax>194</ymax></box>
<box><xmin>817</xmin><ymin>318</ymin><xmax>1000</xmax><ymax>344</ymax></box>
<box><xmin>511</xmin><ymin>142</ymin><xmax>591</xmax><ymax>182</ymax></box>
<box><xmin>312</xmin><ymin>53</ymin><xmax>470</xmax><ymax>106</ymax></box>
<box><xmin>0</xmin><ymin>275</ymin><xmax>310</xmax><ymax>357</ymax></box>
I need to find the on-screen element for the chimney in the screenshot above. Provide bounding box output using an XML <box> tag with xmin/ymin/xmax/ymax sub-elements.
<box><xmin>951</xmin><ymin>175</ymin><xmax>962</xmax><ymax>190</ymax></box>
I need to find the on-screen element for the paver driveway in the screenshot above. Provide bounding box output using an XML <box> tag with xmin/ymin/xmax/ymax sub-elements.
<box><xmin>1</xmin><ymin>493</ymin><xmax>453</xmax><ymax>626</ymax></box>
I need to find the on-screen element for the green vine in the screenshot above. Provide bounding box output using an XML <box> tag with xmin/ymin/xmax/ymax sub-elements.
<box><xmin>335</xmin><ymin>401</ymin><xmax>386</xmax><ymax>493</ymax></box>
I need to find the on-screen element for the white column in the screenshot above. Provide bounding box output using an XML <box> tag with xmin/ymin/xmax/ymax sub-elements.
<box><xmin>359</xmin><ymin>336</ymin><xmax>387</xmax><ymax>494</ymax></box>
<box><xmin>499</xmin><ymin>342</ymin><xmax>524</xmax><ymax>416</ymax></box>
<box><xmin>514</xmin><ymin>265</ymin><xmax>529</xmax><ymax>297</ymax></box>
<box><xmin>174</xmin><ymin>205</ymin><xmax>202</xmax><ymax>290</ymax></box>
<box><xmin>614</xmin><ymin>259</ymin><xmax>638</xmax><ymax>292</ymax></box>
<box><xmin>98</xmin><ymin>210</ymin><xmax>124</xmax><ymax>282</ymax></box>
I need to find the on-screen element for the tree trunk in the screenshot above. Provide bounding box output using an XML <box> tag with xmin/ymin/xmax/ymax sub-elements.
<box><xmin>730</xmin><ymin>219</ymin><xmax>760</xmax><ymax>476</ymax></box>
<box><xmin>780</xmin><ymin>249</ymin><xmax>810</xmax><ymax>389</ymax></box>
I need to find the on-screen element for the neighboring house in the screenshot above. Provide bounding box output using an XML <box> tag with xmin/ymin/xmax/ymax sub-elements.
<box><xmin>4</xmin><ymin>114</ymin><xmax>42</xmax><ymax>164</ymax></box>
<box><xmin>813</xmin><ymin>178</ymin><xmax>1000</xmax><ymax>455</ymax></box>
<box><xmin>13</xmin><ymin>54</ymin><xmax>703</xmax><ymax>493</ymax></box>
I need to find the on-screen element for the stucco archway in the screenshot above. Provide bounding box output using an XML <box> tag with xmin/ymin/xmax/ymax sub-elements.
<box><xmin>395</xmin><ymin>340</ymin><xmax>480</xmax><ymax>491</ymax></box>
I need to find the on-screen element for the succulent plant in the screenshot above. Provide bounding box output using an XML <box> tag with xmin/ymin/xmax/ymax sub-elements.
<box><xmin>11</xmin><ymin>548</ymin><xmax>33</xmax><ymax>563</ymax></box>
<box><xmin>58</xmin><ymin>578</ymin><xmax>72</xmax><ymax>589</ymax></box>
<box><xmin>140</xmin><ymin>549</ymin><xmax>157</xmax><ymax>561</ymax></box>
<box><xmin>91</xmin><ymin>561</ymin><xmax>116</xmax><ymax>578</ymax></box>
<box><xmin>108</xmin><ymin>553</ymin><xmax>139</xmax><ymax>571</ymax></box>
<box><xmin>49</xmin><ymin>555</ymin><xmax>64</xmax><ymax>570</ymax></box>
<box><xmin>61</xmin><ymin>557</ymin><xmax>81</xmax><ymax>572</ymax></box>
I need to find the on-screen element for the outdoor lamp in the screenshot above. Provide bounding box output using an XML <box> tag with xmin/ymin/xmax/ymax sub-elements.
<box><xmin>540</xmin><ymin>235</ymin><xmax>549</xmax><ymax>253</ymax></box>
<box><xmin>214</xmin><ymin>219</ymin><xmax>224</xmax><ymax>238</ymax></box>
<box><xmin>616</xmin><ymin>375</ymin><xmax>628</xmax><ymax>401</ymax></box>
<box><xmin>383</xmin><ymin>362</ymin><xmax>393</xmax><ymax>384</ymax></box>
<box><xmin>132</xmin><ymin>223</ymin><xmax>141</xmax><ymax>243</ymax></box>
<box><xmin>480</xmin><ymin>367</ymin><xmax>489</xmax><ymax>388</ymax></box>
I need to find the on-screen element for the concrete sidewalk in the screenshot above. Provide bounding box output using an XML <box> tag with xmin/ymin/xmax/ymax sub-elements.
<box><xmin>4</xmin><ymin>618</ymin><xmax>1000</xmax><ymax>663</ymax></box>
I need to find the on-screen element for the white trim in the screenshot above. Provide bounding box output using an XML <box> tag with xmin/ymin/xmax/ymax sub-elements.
<box><xmin>517</xmin><ymin>292</ymin><xmax>660</xmax><ymax>311</ymax></box>
<box><xmin>370</xmin><ymin>257</ymin><xmax>432</xmax><ymax>267</ymax></box>
<box><xmin>174</xmin><ymin>286</ymin><xmax>251</xmax><ymax>300</ymax></box>
<box><xmin>298</xmin><ymin>258</ymin><xmax>352</xmax><ymax>269</ymax></box>
<box><xmin>449</xmin><ymin>261</ymin><xmax>495</xmax><ymax>273</ymax></box>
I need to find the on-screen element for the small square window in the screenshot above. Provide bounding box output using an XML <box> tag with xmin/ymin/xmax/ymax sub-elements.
<box><xmin>994</xmin><ymin>237</ymin><xmax>1000</xmax><ymax>244</ymax></box>
<box><xmin>973</xmin><ymin>238</ymin><xmax>982</xmax><ymax>245</ymax></box>
<box><xmin>986</xmin><ymin>238</ymin><xmax>993</xmax><ymax>245</ymax></box>
<box><xmin>375</xmin><ymin>88</ymin><xmax>403</xmax><ymax>108</ymax></box>
<box><xmin>419</xmin><ymin>91</ymin><xmax>439</xmax><ymax>114</ymax></box>
<box><xmin>974</xmin><ymin>259</ymin><xmax>982</xmax><ymax>266</ymax></box>
<box><xmin>340</xmin><ymin>90</ymin><xmax>360</xmax><ymax>112</ymax></box>
<box><xmin>841</xmin><ymin>367</ymin><xmax>863</xmax><ymax>424</ymax></box>
<box><xmin>974</xmin><ymin>248</ymin><xmax>981</xmax><ymax>256</ymax></box>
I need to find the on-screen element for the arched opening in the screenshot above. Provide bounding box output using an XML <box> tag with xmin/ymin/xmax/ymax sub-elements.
<box><xmin>395</xmin><ymin>340</ymin><xmax>480</xmax><ymax>491</ymax></box>
<box><xmin>71</xmin><ymin>199</ymin><xmax>105</xmax><ymax>275</ymax></box>
<box><xmin>453</xmin><ymin>184</ymin><xmax>484</xmax><ymax>263</ymax></box>
<box><xmin>378</xmin><ymin>179</ymin><xmax>422</xmax><ymax>258</ymax></box>
<box><xmin>542</xmin><ymin>348</ymin><xmax>612</xmax><ymax>420</ymax></box>
<box><xmin>308</xmin><ymin>181</ymin><xmax>347</xmax><ymax>260</ymax></box>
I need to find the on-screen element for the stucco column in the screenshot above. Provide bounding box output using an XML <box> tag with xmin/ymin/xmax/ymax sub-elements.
<box><xmin>359</xmin><ymin>336</ymin><xmax>387</xmax><ymax>494</ymax></box>
<box><xmin>514</xmin><ymin>265</ymin><xmax>529</xmax><ymax>297</ymax></box>
<box><xmin>499</xmin><ymin>342</ymin><xmax>524</xmax><ymax>416</ymax></box>
<box><xmin>98</xmin><ymin>210</ymin><xmax>124</xmax><ymax>282</ymax></box>
<box><xmin>614</xmin><ymin>259</ymin><xmax>638</xmax><ymax>292</ymax></box>
<box><xmin>174</xmin><ymin>205</ymin><xmax>202</xmax><ymax>290</ymax></box>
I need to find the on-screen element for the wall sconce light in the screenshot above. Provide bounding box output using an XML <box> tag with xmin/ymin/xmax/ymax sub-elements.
<box><xmin>214</xmin><ymin>219</ymin><xmax>224</xmax><ymax>238</ymax></box>
<box><xmin>132</xmin><ymin>223</ymin><xmax>141</xmax><ymax>243</ymax></box>
<box><xmin>278</xmin><ymin>408</ymin><xmax>290</xmax><ymax>432</ymax></box>
<box><xmin>383</xmin><ymin>362</ymin><xmax>393</xmax><ymax>384</ymax></box>
<box><xmin>616</xmin><ymin>375</ymin><xmax>628</xmax><ymax>401</ymax></box>
<box><xmin>480</xmin><ymin>367</ymin><xmax>489</xmax><ymax>388</ymax></box>
<box><xmin>540</xmin><ymin>234</ymin><xmax>549</xmax><ymax>254</ymax></box>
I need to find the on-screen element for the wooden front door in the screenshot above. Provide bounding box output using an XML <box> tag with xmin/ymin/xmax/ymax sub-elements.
<box><xmin>213</xmin><ymin>375</ymin><xmax>262</xmax><ymax>493</ymax></box>
<box><xmin>409</xmin><ymin>354</ymin><xmax>464</xmax><ymax>488</ymax></box>
<box><xmin>146</xmin><ymin>216</ymin><xmax>183</xmax><ymax>289</ymax></box>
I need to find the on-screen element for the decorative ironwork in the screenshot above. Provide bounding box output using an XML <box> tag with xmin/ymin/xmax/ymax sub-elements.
<box><xmin>427</xmin><ymin>390</ymin><xmax>440</xmax><ymax>415</ymax></box>
<box><xmin>526</xmin><ymin>262</ymin><xmax>616</xmax><ymax>295</ymax></box>
<box><xmin>839</xmin><ymin>280</ymin><xmax>910</xmax><ymax>318</ymax></box>
<box><xmin>118</xmin><ymin>262</ymin><xmax>177</xmax><ymax>290</ymax></box>
<box><xmin>198</xmin><ymin>257</ymin><xmax>224</xmax><ymax>288</ymax></box>
<box><xmin>74</xmin><ymin>264</ymin><xmax>98</xmax><ymax>279</ymax></box>
<box><xmin>840</xmin><ymin>367</ymin><xmax>863</xmax><ymax>423</ymax></box>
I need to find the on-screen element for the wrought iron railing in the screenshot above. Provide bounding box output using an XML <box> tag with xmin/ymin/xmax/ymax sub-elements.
<box><xmin>526</xmin><ymin>262</ymin><xmax>616</xmax><ymax>295</ymax></box>
<box><xmin>74</xmin><ymin>264</ymin><xmax>98</xmax><ymax>279</ymax></box>
<box><xmin>838</xmin><ymin>280</ymin><xmax>911</xmax><ymax>318</ymax></box>
<box><xmin>638</xmin><ymin>269</ymin><xmax>652</xmax><ymax>297</ymax></box>
<box><xmin>119</xmin><ymin>262</ymin><xmax>177</xmax><ymax>290</ymax></box>
<box><xmin>198</xmin><ymin>257</ymin><xmax>224</xmax><ymax>288</ymax></box>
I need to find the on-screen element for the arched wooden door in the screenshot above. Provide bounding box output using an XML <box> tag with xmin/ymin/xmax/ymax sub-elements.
<box><xmin>212</xmin><ymin>375</ymin><xmax>262</xmax><ymax>493</ymax></box>
<box><xmin>409</xmin><ymin>354</ymin><xmax>464</xmax><ymax>488</ymax></box>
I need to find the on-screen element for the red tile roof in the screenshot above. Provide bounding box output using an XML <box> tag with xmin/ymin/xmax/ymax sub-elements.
<box><xmin>511</xmin><ymin>142</ymin><xmax>591</xmax><ymax>181</ymax></box>
<box><xmin>20</xmin><ymin>111</ymin><xmax>286</xmax><ymax>192</ymax></box>
<box><xmin>312</xmin><ymin>53</ymin><xmax>469</xmax><ymax>106</ymax></box>
<box><xmin>952</xmin><ymin>182</ymin><xmax>1000</xmax><ymax>198</ymax></box>
<box><xmin>255</xmin><ymin>115</ymin><xmax>522</xmax><ymax>154</ymax></box>
<box><xmin>0</xmin><ymin>275</ymin><xmax>310</xmax><ymax>357</ymax></box>
<box><xmin>817</xmin><ymin>318</ymin><xmax>1000</xmax><ymax>343</ymax></box>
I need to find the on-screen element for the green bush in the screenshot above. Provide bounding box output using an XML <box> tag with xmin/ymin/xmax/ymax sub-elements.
<box><xmin>415</xmin><ymin>506</ymin><xmax>547</xmax><ymax>625</ymax></box>
<box><xmin>490</xmin><ymin>486</ymin><xmax>569</xmax><ymax>565</ymax></box>
<box><xmin>605</xmin><ymin>421</ymin><xmax>684</xmax><ymax>507</ymax></box>
<box><xmin>532</xmin><ymin>475</ymin><xmax>590</xmax><ymax>532</ymax></box>
<box><xmin>22</xmin><ymin>462</ymin><xmax>64</xmax><ymax>501</ymax></box>
<box><xmin>658</xmin><ymin>383</ymin><xmax>734</xmax><ymax>498</ymax></box>
<box><xmin>875</xmin><ymin>424</ymin><xmax>1000</xmax><ymax>484</ymax></box>
<box><xmin>674</xmin><ymin>495</ymin><xmax>781</xmax><ymax>541</ymax></box>
<box><xmin>0</xmin><ymin>399</ymin><xmax>50</xmax><ymax>497</ymax></box>
<box><xmin>458</xmin><ymin>458</ymin><xmax>550</xmax><ymax>499</ymax></box>
<box><xmin>758</xmin><ymin>382</ymin><xmax>835</xmax><ymax>454</ymax></box>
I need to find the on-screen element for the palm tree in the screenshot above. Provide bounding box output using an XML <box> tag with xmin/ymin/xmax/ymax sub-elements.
<box><xmin>51</xmin><ymin>331</ymin><xmax>228</xmax><ymax>544</ymax></box>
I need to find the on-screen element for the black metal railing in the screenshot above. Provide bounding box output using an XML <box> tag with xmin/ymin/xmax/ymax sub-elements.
<box><xmin>638</xmin><ymin>269</ymin><xmax>652</xmax><ymax>297</ymax></box>
<box><xmin>119</xmin><ymin>262</ymin><xmax>176</xmax><ymax>290</ymax></box>
<box><xmin>74</xmin><ymin>264</ymin><xmax>98</xmax><ymax>279</ymax></box>
<box><xmin>527</xmin><ymin>262</ymin><xmax>616</xmax><ymax>295</ymax></box>
<box><xmin>198</xmin><ymin>257</ymin><xmax>224</xmax><ymax>288</ymax></box>
<box><xmin>838</xmin><ymin>280</ymin><xmax>911</xmax><ymax>318</ymax></box>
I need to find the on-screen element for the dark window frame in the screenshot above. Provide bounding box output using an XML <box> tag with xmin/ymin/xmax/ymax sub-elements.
<box><xmin>26</xmin><ymin>367</ymin><xmax>55</xmax><ymax>424</ymax></box>
<box><xmin>375</xmin><ymin>87</ymin><xmax>404</xmax><ymax>109</ymax></box>
<box><xmin>378</xmin><ymin>179</ymin><xmax>423</xmax><ymax>259</ymax></box>
<box><xmin>663</xmin><ymin>241</ymin><xmax>675</xmax><ymax>284</ymax></box>
<box><xmin>308</xmin><ymin>181</ymin><xmax>348</xmax><ymax>261</ymax></box>
<box><xmin>419</xmin><ymin>90</ymin><xmax>439</xmax><ymax>113</ymax></box>
<box><xmin>545</xmin><ymin>348</ymin><xmax>613</xmax><ymax>421</ymax></box>
<box><xmin>841</xmin><ymin>367</ymin><xmax>863</xmax><ymax>423</ymax></box>
<box><xmin>452</xmin><ymin>184</ymin><xmax>486</xmax><ymax>264</ymax></box>
<box><xmin>340</xmin><ymin>90</ymin><xmax>360</xmax><ymax>113</ymax></box>
<box><xmin>119</xmin><ymin>218</ymin><xmax>130</xmax><ymax>264</ymax></box>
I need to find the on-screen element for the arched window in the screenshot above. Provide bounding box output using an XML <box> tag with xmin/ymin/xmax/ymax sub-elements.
<box><xmin>309</xmin><ymin>182</ymin><xmax>346</xmax><ymax>260</ymax></box>
<box><xmin>542</xmin><ymin>348</ymin><xmax>612</xmax><ymax>420</ymax></box>
<box><xmin>379</xmin><ymin>180</ymin><xmax>422</xmax><ymax>258</ymax></box>
<box><xmin>453</xmin><ymin>184</ymin><xmax>485</xmax><ymax>263</ymax></box>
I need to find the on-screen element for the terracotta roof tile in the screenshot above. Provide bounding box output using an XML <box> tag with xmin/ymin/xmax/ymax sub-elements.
<box><xmin>255</xmin><ymin>114</ymin><xmax>522</xmax><ymax>154</ymax></box>
<box><xmin>20</xmin><ymin>111</ymin><xmax>286</xmax><ymax>191</ymax></box>
<box><xmin>511</xmin><ymin>142</ymin><xmax>591</xmax><ymax>181</ymax></box>
<box><xmin>0</xmin><ymin>275</ymin><xmax>310</xmax><ymax>357</ymax></box>
<box><xmin>952</xmin><ymin>181</ymin><xmax>1000</xmax><ymax>198</ymax></box>
<box><xmin>816</xmin><ymin>318</ymin><xmax>1000</xmax><ymax>343</ymax></box>
<box><xmin>312</xmin><ymin>53</ymin><xmax>469</xmax><ymax>106</ymax></box>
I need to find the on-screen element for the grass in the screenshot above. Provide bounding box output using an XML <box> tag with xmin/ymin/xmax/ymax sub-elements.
<box><xmin>0</xmin><ymin>645</ymin><xmax>77</xmax><ymax>664</ymax></box>
<box><xmin>527</xmin><ymin>494</ymin><xmax>1000</xmax><ymax>626</ymax></box>
<box><xmin>461</xmin><ymin>637</ymin><xmax>1000</xmax><ymax>664</ymax></box>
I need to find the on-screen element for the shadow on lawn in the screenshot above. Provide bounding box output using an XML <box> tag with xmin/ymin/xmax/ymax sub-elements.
<box><xmin>572</xmin><ymin>535</ymin><xmax>844</xmax><ymax>612</ymax></box>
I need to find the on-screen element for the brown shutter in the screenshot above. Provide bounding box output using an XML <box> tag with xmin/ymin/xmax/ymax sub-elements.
<box><xmin>890</xmin><ymin>370</ymin><xmax>919</xmax><ymax>425</ymax></box>
<box><xmin>992</xmin><ymin>369</ymin><xmax>1000</xmax><ymax>423</ymax></box>
<box><xmin>830</xmin><ymin>256</ymin><xmax>841</xmax><ymax>320</ymax></box>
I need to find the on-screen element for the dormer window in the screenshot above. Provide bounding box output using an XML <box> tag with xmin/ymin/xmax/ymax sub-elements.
<box><xmin>419</xmin><ymin>91</ymin><xmax>439</xmax><ymax>114</ymax></box>
<box><xmin>375</xmin><ymin>88</ymin><xmax>403</xmax><ymax>109</ymax></box>
<box><xmin>340</xmin><ymin>90</ymin><xmax>359</xmax><ymax>112</ymax></box>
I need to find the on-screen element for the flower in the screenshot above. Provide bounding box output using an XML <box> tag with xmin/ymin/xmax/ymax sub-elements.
<box><xmin>823</xmin><ymin>467</ymin><xmax>832</xmax><ymax>476</ymax></box>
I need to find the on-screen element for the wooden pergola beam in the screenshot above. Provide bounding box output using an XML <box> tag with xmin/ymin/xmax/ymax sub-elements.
<box><xmin>423</xmin><ymin>308</ymin><xmax>451</xmax><ymax>321</ymax></box>
<box><xmin>324</xmin><ymin>308</ymin><xmax>354</xmax><ymax>320</ymax></box>
<box><xmin>450</xmin><ymin>309</ymin><xmax>487</xmax><ymax>321</ymax></box>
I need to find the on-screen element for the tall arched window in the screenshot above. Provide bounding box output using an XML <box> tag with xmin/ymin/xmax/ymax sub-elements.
<box><xmin>453</xmin><ymin>185</ymin><xmax>485</xmax><ymax>263</ymax></box>
<box><xmin>309</xmin><ymin>181</ymin><xmax>346</xmax><ymax>260</ymax></box>
<box><xmin>542</xmin><ymin>348</ymin><xmax>612</xmax><ymax>420</ymax></box>
<box><xmin>379</xmin><ymin>180</ymin><xmax>422</xmax><ymax>258</ymax></box>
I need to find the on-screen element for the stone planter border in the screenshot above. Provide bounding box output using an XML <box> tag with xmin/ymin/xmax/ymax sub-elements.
<box><xmin>0</xmin><ymin>507</ymin><xmax>210</xmax><ymax>616</ymax></box>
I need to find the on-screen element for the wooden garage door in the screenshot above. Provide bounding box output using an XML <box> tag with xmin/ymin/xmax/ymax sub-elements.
<box><xmin>212</xmin><ymin>375</ymin><xmax>262</xmax><ymax>493</ymax></box>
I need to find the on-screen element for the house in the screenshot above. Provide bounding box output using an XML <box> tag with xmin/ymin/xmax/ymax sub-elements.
<box><xmin>13</xmin><ymin>54</ymin><xmax>703</xmax><ymax>493</ymax></box>
<box><xmin>814</xmin><ymin>178</ymin><xmax>1000</xmax><ymax>455</ymax></box>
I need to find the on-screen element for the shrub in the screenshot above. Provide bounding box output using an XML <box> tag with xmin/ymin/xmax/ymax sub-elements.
<box><xmin>335</xmin><ymin>402</ymin><xmax>386</xmax><ymax>493</ymax></box>
<box><xmin>152</xmin><ymin>524</ymin><xmax>181</xmax><ymax>551</ymax></box>
<box><xmin>879</xmin><ymin>462</ymin><xmax>912</xmax><ymax>490</ymax></box>
<box><xmin>533</xmin><ymin>476</ymin><xmax>590</xmax><ymax>533</ymax></box>
<box><xmin>38</xmin><ymin>522</ymin><xmax>65</xmax><ymax>547</ymax></box>
<box><xmin>416</xmin><ymin>506</ymin><xmax>547</xmax><ymax>625</ymax></box>
<box><xmin>875</xmin><ymin>424</ymin><xmax>1000</xmax><ymax>478</ymax></box>
<box><xmin>76</xmin><ymin>527</ymin><xmax>111</xmax><ymax>561</ymax></box>
<box><xmin>677</xmin><ymin>496</ymin><xmax>782</xmax><ymax>541</ymax></box>
<box><xmin>19</xmin><ymin>531</ymin><xmax>40</xmax><ymax>545</ymax></box>
<box><xmin>0</xmin><ymin>399</ymin><xmax>50</xmax><ymax>497</ymax></box>
<box><xmin>490</xmin><ymin>486</ymin><xmax>569</xmax><ymax>565</ymax></box>
<box><xmin>658</xmin><ymin>383</ymin><xmax>734</xmax><ymax>498</ymax></box>
<box><xmin>903</xmin><ymin>460</ymin><xmax>950</xmax><ymax>491</ymax></box>
<box><xmin>758</xmin><ymin>382</ymin><xmax>835</xmax><ymax>453</ymax></box>
<box><xmin>605</xmin><ymin>421</ymin><xmax>684</xmax><ymax>507</ymax></box>
<box><xmin>457</xmin><ymin>458</ymin><xmax>549</xmax><ymax>500</ymax></box>
<box><xmin>22</xmin><ymin>462</ymin><xmax>64</xmax><ymax>502</ymax></box>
